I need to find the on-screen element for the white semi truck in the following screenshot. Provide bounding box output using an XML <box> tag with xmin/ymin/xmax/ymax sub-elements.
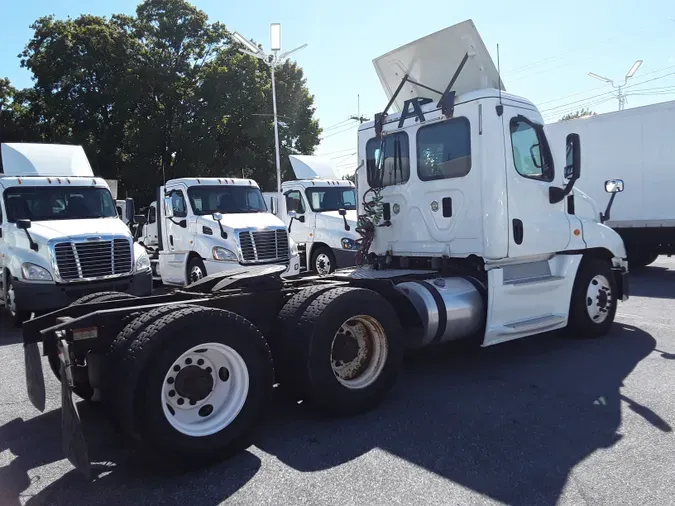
<box><xmin>545</xmin><ymin>100</ymin><xmax>675</xmax><ymax>268</ymax></box>
<box><xmin>137</xmin><ymin>177</ymin><xmax>300</xmax><ymax>286</ymax></box>
<box><xmin>21</xmin><ymin>20</ymin><xmax>629</xmax><ymax>479</ymax></box>
<box><xmin>0</xmin><ymin>143</ymin><xmax>152</xmax><ymax>327</ymax></box>
<box><xmin>263</xmin><ymin>155</ymin><xmax>360</xmax><ymax>274</ymax></box>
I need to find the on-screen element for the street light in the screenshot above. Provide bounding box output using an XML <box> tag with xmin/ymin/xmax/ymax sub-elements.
<box><xmin>588</xmin><ymin>60</ymin><xmax>643</xmax><ymax>111</ymax></box>
<box><xmin>232</xmin><ymin>24</ymin><xmax>308</xmax><ymax>193</ymax></box>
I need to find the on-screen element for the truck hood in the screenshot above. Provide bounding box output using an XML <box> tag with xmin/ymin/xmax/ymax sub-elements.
<box><xmin>26</xmin><ymin>218</ymin><xmax>131</xmax><ymax>243</ymax></box>
<box><xmin>318</xmin><ymin>209</ymin><xmax>358</xmax><ymax>226</ymax></box>
<box><xmin>202</xmin><ymin>212</ymin><xmax>286</xmax><ymax>230</ymax></box>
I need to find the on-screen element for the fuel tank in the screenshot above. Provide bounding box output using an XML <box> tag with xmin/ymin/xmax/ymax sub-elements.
<box><xmin>395</xmin><ymin>277</ymin><xmax>486</xmax><ymax>347</ymax></box>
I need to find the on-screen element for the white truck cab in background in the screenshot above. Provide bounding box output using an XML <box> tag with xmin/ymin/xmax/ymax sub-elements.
<box><xmin>263</xmin><ymin>155</ymin><xmax>360</xmax><ymax>274</ymax></box>
<box><xmin>545</xmin><ymin>102</ymin><xmax>675</xmax><ymax>269</ymax></box>
<box><xmin>139</xmin><ymin>177</ymin><xmax>300</xmax><ymax>286</ymax></box>
<box><xmin>0</xmin><ymin>143</ymin><xmax>152</xmax><ymax>325</ymax></box>
<box><xmin>352</xmin><ymin>19</ymin><xmax>628</xmax><ymax>344</ymax></box>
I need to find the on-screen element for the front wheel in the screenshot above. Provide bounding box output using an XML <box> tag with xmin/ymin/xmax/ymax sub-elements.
<box><xmin>187</xmin><ymin>257</ymin><xmax>207</xmax><ymax>285</ymax></box>
<box><xmin>567</xmin><ymin>257</ymin><xmax>618</xmax><ymax>338</ymax></box>
<box><xmin>311</xmin><ymin>246</ymin><xmax>336</xmax><ymax>275</ymax></box>
<box><xmin>4</xmin><ymin>277</ymin><xmax>32</xmax><ymax>328</ymax></box>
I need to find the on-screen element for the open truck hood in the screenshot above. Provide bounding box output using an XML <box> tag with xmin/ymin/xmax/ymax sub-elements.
<box><xmin>372</xmin><ymin>19</ymin><xmax>504</xmax><ymax>113</ymax></box>
<box><xmin>289</xmin><ymin>155</ymin><xmax>339</xmax><ymax>180</ymax></box>
<box><xmin>1</xmin><ymin>143</ymin><xmax>94</xmax><ymax>177</ymax></box>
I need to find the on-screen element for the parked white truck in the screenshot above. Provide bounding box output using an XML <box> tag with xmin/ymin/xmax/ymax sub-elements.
<box><xmin>545</xmin><ymin>100</ymin><xmax>675</xmax><ymax>268</ymax></box>
<box><xmin>22</xmin><ymin>20</ymin><xmax>629</xmax><ymax>478</ymax></box>
<box><xmin>138</xmin><ymin>177</ymin><xmax>300</xmax><ymax>286</ymax></box>
<box><xmin>0</xmin><ymin>143</ymin><xmax>152</xmax><ymax>326</ymax></box>
<box><xmin>263</xmin><ymin>155</ymin><xmax>360</xmax><ymax>274</ymax></box>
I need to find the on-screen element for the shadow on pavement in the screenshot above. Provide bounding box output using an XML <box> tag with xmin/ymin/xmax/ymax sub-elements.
<box><xmin>628</xmin><ymin>266</ymin><xmax>675</xmax><ymax>299</ymax></box>
<box><xmin>0</xmin><ymin>402</ymin><xmax>261</xmax><ymax>506</ymax></box>
<box><xmin>256</xmin><ymin>323</ymin><xmax>660</xmax><ymax>506</ymax></box>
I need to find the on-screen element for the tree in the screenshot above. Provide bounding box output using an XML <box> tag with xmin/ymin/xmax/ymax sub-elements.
<box><xmin>560</xmin><ymin>108</ymin><xmax>597</xmax><ymax>121</ymax></box>
<box><xmin>8</xmin><ymin>0</ymin><xmax>321</xmax><ymax>203</ymax></box>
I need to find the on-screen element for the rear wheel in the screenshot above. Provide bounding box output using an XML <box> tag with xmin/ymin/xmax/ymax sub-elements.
<box><xmin>277</xmin><ymin>286</ymin><xmax>404</xmax><ymax>415</ymax></box>
<box><xmin>112</xmin><ymin>305</ymin><xmax>274</xmax><ymax>469</ymax></box>
<box><xmin>567</xmin><ymin>257</ymin><xmax>618</xmax><ymax>338</ymax></box>
<box><xmin>47</xmin><ymin>291</ymin><xmax>138</xmax><ymax>401</ymax></box>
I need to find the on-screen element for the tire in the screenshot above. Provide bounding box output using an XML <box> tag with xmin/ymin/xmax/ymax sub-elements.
<box><xmin>277</xmin><ymin>286</ymin><xmax>404</xmax><ymax>416</ymax></box>
<box><xmin>186</xmin><ymin>257</ymin><xmax>207</xmax><ymax>285</ymax></box>
<box><xmin>310</xmin><ymin>246</ymin><xmax>336</xmax><ymax>275</ymax></box>
<box><xmin>566</xmin><ymin>257</ymin><xmax>618</xmax><ymax>339</ymax></box>
<box><xmin>112</xmin><ymin>305</ymin><xmax>274</xmax><ymax>469</ymax></box>
<box><xmin>47</xmin><ymin>291</ymin><xmax>138</xmax><ymax>401</ymax></box>
<box><xmin>4</xmin><ymin>276</ymin><xmax>32</xmax><ymax>328</ymax></box>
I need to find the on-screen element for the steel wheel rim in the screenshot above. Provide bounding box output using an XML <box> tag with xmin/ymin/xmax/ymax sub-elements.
<box><xmin>330</xmin><ymin>315</ymin><xmax>388</xmax><ymax>390</ymax></box>
<box><xmin>161</xmin><ymin>342</ymin><xmax>249</xmax><ymax>437</ymax></box>
<box><xmin>7</xmin><ymin>283</ymin><xmax>16</xmax><ymax>316</ymax></box>
<box><xmin>190</xmin><ymin>265</ymin><xmax>205</xmax><ymax>283</ymax></box>
<box><xmin>316</xmin><ymin>253</ymin><xmax>331</xmax><ymax>274</ymax></box>
<box><xmin>586</xmin><ymin>274</ymin><xmax>612</xmax><ymax>324</ymax></box>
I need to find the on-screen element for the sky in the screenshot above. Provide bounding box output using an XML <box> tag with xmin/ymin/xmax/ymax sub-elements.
<box><xmin>1</xmin><ymin>0</ymin><xmax>674</xmax><ymax>176</ymax></box>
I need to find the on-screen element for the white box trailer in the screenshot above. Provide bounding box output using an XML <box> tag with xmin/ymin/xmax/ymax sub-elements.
<box><xmin>545</xmin><ymin>100</ymin><xmax>675</xmax><ymax>268</ymax></box>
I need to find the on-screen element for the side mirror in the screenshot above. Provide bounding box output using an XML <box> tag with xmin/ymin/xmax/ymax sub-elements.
<box><xmin>288</xmin><ymin>210</ymin><xmax>297</xmax><ymax>233</ymax></box>
<box><xmin>134</xmin><ymin>214</ymin><xmax>147</xmax><ymax>225</ymax></box>
<box><xmin>338</xmin><ymin>208</ymin><xmax>347</xmax><ymax>216</ymax></box>
<box><xmin>338</xmin><ymin>208</ymin><xmax>350</xmax><ymax>231</ymax></box>
<box><xmin>605</xmin><ymin>179</ymin><xmax>624</xmax><ymax>193</ymax></box>
<box><xmin>163</xmin><ymin>196</ymin><xmax>174</xmax><ymax>219</ymax></box>
<box><xmin>125</xmin><ymin>197</ymin><xmax>135</xmax><ymax>224</ymax></box>
<box><xmin>16</xmin><ymin>219</ymin><xmax>31</xmax><ymax>230</ymax></box>
<box><xmin>565</xmin><ymin>133</ymin><xmax>581</xmax><ymax>180</ymax></box>
<box><xmin>212</xmin><ymin>212</ymin><xmax>223</xmax><ymax>221</ymax></box>
<box><xmin>270</xmin><ymin>197</ymin><xmax>278</xmax><ymax>215</ymax></box>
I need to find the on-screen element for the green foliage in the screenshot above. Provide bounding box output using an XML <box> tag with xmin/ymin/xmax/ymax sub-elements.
<box><xmin>1</xmin><ymin>0</ymin><xmax>321</xmax><ymax>203</ymax></box>
<box><xmin>560</xmin><ymin>108</ymin><xmax>597</xmax><ymax>121</ymax></box>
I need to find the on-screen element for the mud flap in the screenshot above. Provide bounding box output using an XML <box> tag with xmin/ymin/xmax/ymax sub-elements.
<box><xmin>58</xmin><ymin>340</ymin><xmax>91</xmax><ymax>480</ymax></box>
<box><xmin>24</xmin><ymin>342</ymin><xmax>46</xmax><ymax>412</ymax></box>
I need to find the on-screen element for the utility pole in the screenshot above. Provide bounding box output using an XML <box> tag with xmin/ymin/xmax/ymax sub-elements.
<box><xmin>349</xmin><ymin>94</ymin><xmax>370</xmax><ymax>124</ymax></box>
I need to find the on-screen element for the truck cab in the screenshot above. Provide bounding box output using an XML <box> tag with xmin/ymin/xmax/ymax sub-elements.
<box><xmin>355</xmin><ymin>19</ymin><xmax>628</xmax><ymax>344</ymax></box>
<box><xmin>144</xmin><ymin>177</ymin><xmax>300</xmax><ymax>286</ymax></box>
<box><xmin>263</xmin><ymin>155</ymin><xmax>360</xmax><ymax>274</ymax></box>
<box><xmin>0</xmin><ymin>143</ymin><xmax>152</xmax><ymax>325</ymax></box>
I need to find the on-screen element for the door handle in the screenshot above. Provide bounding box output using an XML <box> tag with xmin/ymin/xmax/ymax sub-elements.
<box><xmin>512</xmin><ymin>219</ymin><xmax>524</xmax><ymax>245</ymax></box>
<box><xmin>169</xmin><ymin>235</ymin><xmax>174</xmax><ymax>246</ymax></box>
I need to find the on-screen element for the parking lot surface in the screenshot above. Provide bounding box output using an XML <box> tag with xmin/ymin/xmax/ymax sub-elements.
<box><xmin>1</xmin><ymin>258</ymin><xmax>675</xmax><ymax>506</ymax></box>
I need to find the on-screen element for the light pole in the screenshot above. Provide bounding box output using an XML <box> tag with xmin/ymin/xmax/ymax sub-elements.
<box><xmin>589</xmin><ymin>60</ymin><xmax>643</xmax><ymax>111</ymax></box>
<box><xmin>232</xmin><ymin>24</ymin><xmax>307</xmax><ymax>193</ymax></box>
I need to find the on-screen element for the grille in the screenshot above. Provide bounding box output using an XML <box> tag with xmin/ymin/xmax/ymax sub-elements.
<box><xmin>238</xmin><ymin>229</ymin><xmax>289</xmax><ymax>263</ymax></box>
<box><xmin>54</xmin><ymin>238</ymin><xmax>133</xmax><ymax>281</ymax></box>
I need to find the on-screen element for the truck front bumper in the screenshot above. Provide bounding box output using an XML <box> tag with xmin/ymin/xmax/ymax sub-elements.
<box><xmin>331</xmin><ymin>248</ymin><xmax>358</xmax><ymax>269</ymax></box>
<box><xmin>13</xmin><ymin>270</ymin><xmax>153</xmax><ymax>312</ymax></box>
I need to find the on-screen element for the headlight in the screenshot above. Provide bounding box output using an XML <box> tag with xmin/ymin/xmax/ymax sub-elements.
<box><xmin>21</xmin><ymin>263</ymin><xmax>53</xmax><ymax>281</ymax></box>
<box><xmin>212</xmin><ymin>247</ymin><xmax>238</xmax><ymax>262</ymax></box>
<box><xmin>289</xmin><ymin>238</ymin><xmax>299</xmax><ymax>256</ymax></box>
<box><xmin>136</xmin><ymin>253</ymin><xmax>151</xmax><ymax>272</ymax></box>
<box><xmin>341</xmin><ymin>237</ymin><xmax>358</xmax><ymax>250</ymax></box>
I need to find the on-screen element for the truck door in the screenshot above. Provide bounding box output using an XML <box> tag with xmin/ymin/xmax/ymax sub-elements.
<box><xmin>165</xmin><ymin>189</ymin><xmax>191</xmax><ymax>252</ymax></box>
<box><xmin>145</xmin><ymin>202</ymin><xmax>158</xmax><ymax>245</ymax></box>
<box><xmin>284</xmin><ymin>188</ymin><xmax>313</xmax><ymax>245</ymax></box>
<box><xmin>504</xmin><ymin>109</ymin><xmax>571</xmax><ymax>257</ymax></box>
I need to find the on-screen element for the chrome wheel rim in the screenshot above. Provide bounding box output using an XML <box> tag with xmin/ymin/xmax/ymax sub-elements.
<box><xmin>7</xmin><ymin>283</ymin><xmax>16</xmax><ymax>316</ymax></box>
<box><xmin>161</xmin><ymin>343</ymin><xmax>249</xmax><ymax>437</ymax></box>
<box><xmin>189</xmin><ymin>265</ymin><xmax>205</xmax><ymax>283</ymax></box>
<box><xmin>316</xmin><ymin>253</ymin><xmax>332</xmax><ymax>274</ymax></box>
<box><xmin>586</xmin><ymin>274</ymin><xmax>612</xmax><ymax>323</ymax></box>
<box><xmin>330</xmin><ymin>315</ymin><xmax>388</xmax><ymax>389</ymax></box>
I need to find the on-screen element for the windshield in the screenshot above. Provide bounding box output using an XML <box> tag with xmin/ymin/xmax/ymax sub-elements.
<box><xmin>3</xmin><ymin>186</ymin><xmax>117</xmax><ymax>222</ymax></box>
<box><xmin>187</xmin><ymin>185</ymin><xmax>268</xmax><ymax>215</ymax></box>
<box><xmin>305</xmin><ymin>187</ymin><xmax>356</xmax><ymax>212</ymax></box>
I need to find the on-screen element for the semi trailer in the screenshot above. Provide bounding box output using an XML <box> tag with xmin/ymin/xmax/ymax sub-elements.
<box><xmin>545</xmin><ymin>100</ymin><xmax>675</xmax><ymax>268</ymax></box>
<box><xmin>21</xmin><ymin>19</ymin><xmax>629</xmax><ymax>479</ymax></box>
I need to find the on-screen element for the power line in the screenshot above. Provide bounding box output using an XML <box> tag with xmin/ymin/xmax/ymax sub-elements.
<box><xmin>331</xmin><ymin>152</ymin><xmax>356</xmax><ymax>161</ymax></box>
<box><xmin>320</xmin><ymin>124</ymin><xmax>357</xmax><ymax>140</ymax></box>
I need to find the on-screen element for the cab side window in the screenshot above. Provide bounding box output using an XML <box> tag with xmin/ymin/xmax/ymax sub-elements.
<box><xmin>148</xmin><ymin>206</ymin><xmax>156</xmax><ymax>224</ymax></box>
<box><xmin>170</xmin><ymin>190</ymin><xmax>187</xmax><ymax>218</ymax></box>
<box><xmin>510</xmin><ymin>117</ymin><xmax>554</xmax><ymax>182</ymax></box>
<box><xmin>285</xmin><ymin>190</ymin><xmax>305</xmax><ymax>214</ymax></box>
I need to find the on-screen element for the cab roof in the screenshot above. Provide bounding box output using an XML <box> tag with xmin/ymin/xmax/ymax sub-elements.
<box><xmin>166</xmin><ymin>177</ymin><xmax>260</xmax><ymax>188</ymax></box>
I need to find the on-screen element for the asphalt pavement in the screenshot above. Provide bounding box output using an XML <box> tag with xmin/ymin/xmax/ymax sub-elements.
<box><xmin>1</xmin><ymin>258</ymin><xmax>675</xmax><ymax>506</ymax></box>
